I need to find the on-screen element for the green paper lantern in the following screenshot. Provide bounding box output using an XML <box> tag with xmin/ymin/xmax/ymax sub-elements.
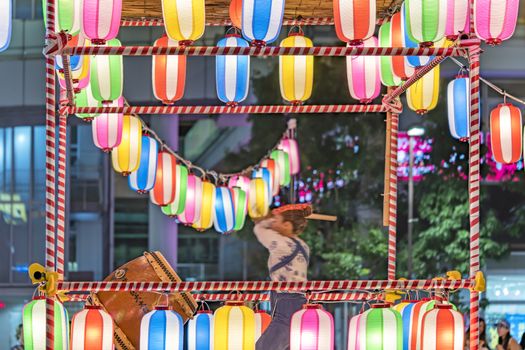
<box><xmin>270</xmin><ymin>150</ymin><xmax>291</xmax><ymax>186</ymax></box>
<box><xmin>75</xmin><ymin>82</ymin><xmax>102</xmax><ymax>120</ymax></box>
<box><xmin>405</xmin><ymin>0</ymin><xmax>447</xmax><ymax>46</ymax></box>
<box><xmin>23</xmin><ymin>297</ymin><xmax>69</xmax><ymax>350</ymax></box>
<box><xmin>359</xmin><ymin>303</ymin><xmax>402</xmax><ymax>350</ymax></box>
<box><xmin>43</xmin><ymin>0</ymin><xmax>80</xmax><ymax>35</ymax></box>
<box><xmin>379</xmin><ymin>21</ymin><xmax>402</xmax><ymax>87</ymax></box>
<box><xmin>90</xmin><ymin>38</ymin><xmax>124</xmax><ymax>103</ymax></box>
<box><xmin>161</xmin><ymin>164</ymin><xmax>189</xmax><ymax>217</ymax></box>
<box><xmin>231</xmin><ymin>186</ymin><xmax>247</xmax><ymax>231</ymax></box>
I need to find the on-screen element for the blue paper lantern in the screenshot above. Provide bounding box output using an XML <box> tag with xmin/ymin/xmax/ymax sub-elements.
<box><xmin>216</xmin><ymin>34</ymin><xmax>250</xmax><ymax>106</ymax></box>
<box><xmin>447</xmin><ymin>75</ymin><xmax>470</xmax><ymax>141</ymax></box>
<box><xmin>129</xmin><ymin>135</ymin><xmax>159</xmax><ymax>193</ymax></box>
<box><xmin>252</xmin><ymin>168</ymin><xmax>272</xmax><ymax>204</ymax></box>
<box><xmin>140</xmin><ymin>307</ymin><xmax>184</xmax><ymax>350</ymax></box>
<box><xmin>401</xmin><ymin>4</ymin><xmax>433</xmax><ymax>68</ymax></box>
<box><xmin>214</xmin><ymin>186</ymin><xmax>236</xmax><ymax>234</ymax></box>
<box><xmin>186</xmin><ymin>310</ymin><xmax>213</xmax><ymax>350</ymax></box>
<box><xmin>0</xmin><ymin>0</ymin><xmax>12</xmax><ymax>52</ymax></box>
<box><xmin>241</xmin><ymin>0</ymin><xmax>285</xmax><ymax>45</ymax></box>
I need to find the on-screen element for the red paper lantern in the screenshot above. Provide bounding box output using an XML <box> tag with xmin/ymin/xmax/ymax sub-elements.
<box><xmin>490</xmin><ymin>103</ymin><xmax>522</xmax><ymax>164</ymax></box>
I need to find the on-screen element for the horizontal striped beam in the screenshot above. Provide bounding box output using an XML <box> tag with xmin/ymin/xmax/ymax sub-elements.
<box><xmin>121</xmin><ymin>17</ymin><xmax>335</xmax><ymax>27</ymax></box>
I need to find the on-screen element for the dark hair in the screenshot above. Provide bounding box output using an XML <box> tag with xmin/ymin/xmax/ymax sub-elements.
<box><xmin>279</xmin><ymin>210</ymin><xmax>308</xmax><ymax>235</ymax></box>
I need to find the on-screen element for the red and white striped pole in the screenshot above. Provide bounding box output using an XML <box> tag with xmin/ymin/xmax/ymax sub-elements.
<box><xmin>387</xmin><ymin>112</ymin><xmax>399</xmax><ymax>280</ymax></box>
<box><xmin>56</xmin><ymin>109</ymin><xmax>67</xmax><ymax>277</ymax></box>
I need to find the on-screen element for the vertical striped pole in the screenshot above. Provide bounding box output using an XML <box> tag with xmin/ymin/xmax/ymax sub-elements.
<box><xmin>56</xmin><ymin>109</ymin><xmax>67</xmax><ymax>277</ymax></box>
<box><xmin>387</xmin><ymin>112</ymin><xmax>399</xmax><ymax>280</ymax></box>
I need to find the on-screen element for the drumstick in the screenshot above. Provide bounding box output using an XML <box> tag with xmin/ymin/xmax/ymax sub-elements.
<box><xmin>306</xmin><ymin>213</ymin><xmax>337</xmax><ymax>221</ymax></box>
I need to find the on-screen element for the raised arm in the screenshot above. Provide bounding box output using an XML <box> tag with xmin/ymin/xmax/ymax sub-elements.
<box><xmin>253</xmin><ymin>217</ymin><xmax>284</xmax><ymax>250</ymax></box>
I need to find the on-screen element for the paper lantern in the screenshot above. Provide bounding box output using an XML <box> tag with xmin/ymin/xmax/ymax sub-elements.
<box><xmin>186</xmin><ymin>310</ymin><xmax>213</xmax><ymax>350</ymax></box>
<box><xmin>58</xmin><ymin>52</ymin><xmax>90</xmax><ymax>93</ymax></box>
<box><xmin>75</xmin><ymin>82</ymin><xmax>102</xmax><ymax>120</ymax></box>
<box><xmin>401</xmin><ymin>4</ymin><xmax>433</xmax><ymax>68</ymax></box>
<box><xmin>162</xmin><ymin>0</ymin><xmax>205</xmax><ymax>45</ymax></box>
<box><xmin>445</xmin><ymin>0</ymin><xmax>469</xmax><ymax>40</ymax></box>
<box><xmin>161</xmin><ymin>164</ymin><xmax>188</xmax><ymax>217</ymax></box>
<box><xmin>92</xmin><ymin>97</ymin><xmax>123</xmax><ymax>152</ymax></box>
<box><xmin>216</xmin><ymin>34</ymin><xmax>250</xmax><ymax>106</ymax></box>
<box><xmin>140</xmin><ymin>306</ymin><xmax>184</xmax><ymax>350</ymax></box>
<box><xmin>152</xmin><ymin>35</ymin><xmax>186</xmax><ymax>105</ymax></box>
<box><xmin>177</xmin><ymin>174</ymin><xmax>202</xmax><ymax>225</ymax></box>
<box><xmin>214</xmin><ymin>186</ymin><xmax>236</xmax><ymax>233</ymax></box>
<box><xmin>278</xmin><ymin>138</ymin><xmax>301</xmax><ymax>175</ymax></box>
<box><xmin>333</xmin><ymin>0</ymin><xmax>375</xmax><ymax>45</ymax></box>
<box><xmin>392</xmin><ymin>300</ymin><xmax>419</xmax><ymax>350</ymax></box>
<box><xmin>347</xmin><ymin>313</ymin><xmax>362</xmax><ymax>350</ymax></box>
<box><xmin>214</xmin><ymin>301</ymin><xmax>255</xmax><ymax>350</ymax></box>
<box><xmin>229</xmin><ymin>0</ymin><xmax>242</xmax><ymax>28</ymax></box>
<box><xmin>0</xmin><ymin>0</ymin><xmax>11</xmax><ymax>53</ymax></box>
<box><xmin>279</xmin><ymin>33</ymin><xmax>314</xmax><ymax>105</ymax></box>
<box><xmin>421</xmin><ymin>305</ymin><xmax>464</xmax><ymax>350</ymax></box>
<box><xmin>56</xmin><ymin>35</ymin><xmax>84</xmax><ymax>72</ymax></box>
<box><xmin>128</xmin><ymin>135</ymin><xmax>159</xmax><ymax>193</ymax></box>
<box><xmin>193</xmin><ymin>180</ymin><xmax>216</xmax><ymax>231</ymax></box>
<box><xmin>70</xmin><ymin>305</ymin><xmax>113</xmax><ymax>350</ymax></box>
<box><xmin>391</xmin><ymin>12</ymin><xmax>415</xmax><ymax>80</ymax></box>
<box><xmin>270</xmin><ymin>150</ymin><xmax>291</xmax><ymax>186</ymax></box>
<box><xmin>90</xmin><ymin>38</ymin><xmax>123</xmax><ymax>103</ymax></box>
<box><xmin>474</xmin><ymin>0</ymin><xmax>519</xmax><ymax>45</ymax></box>
<box><xmin>23</xmin><ymin>297</ymin><xmax>69</xmax><ymax>350</ymax></box>
<box><xmin>241</xmin><ymin>0</ymin><xmax>284</xmax><ymax>46</ymax></box>
<box><xmin>252</xmin><ymin>168</ymin><xmax>273</xmax><ymax>204</ymax></box>
<box><xmin>248</xmin><ymin>177</ymin><xmax>269</xmax><ymax>219</ymax></box>
<box><xmin>379</xmin><ymin>21</ymin><xmax>402</xmax><ymax>87</ymax></box>
<box><xmin>228</xmin><ymin>175</ymin><xmax>251</xmax><ymax>198</ymax></box>
<box><xmin>346</xmin><ymin>36</ymin><xmax>381</xmax><ymax>104</ymax></box>
<box><xmin>447</xmin><ymin>75</ymin><xmax>470</xmax><ymax>141</ymax></box>
<box><xmin>406</xmin><ymin>65</ymin><xmax>440</xmax><ymax>115</ymax></box>
<box><xmin>81</xmin><ymin>0</ymin><xmax>121</xmax><ymax>44</ymax></box>
<box><xmin>404</xmin><ymin>299</ymin><xmax>436</xmax><ymax>350</ymax></box>
<box><xmin>231</xmin><ymin>186</ymin><xmax>248</xmax><ymax>231</ymax></box>
<box><xmin>150</xmin><ymin>152</ymin><xmax>178</xmax><ymax>206</ymax></box>
<box><xmin>490</xmin><ymin>103</ymin><xmax>523</xmax><ymax>164</ymax></box>
<box><xmin>112</xmin><ymin>115</ymin><xmax>142</xmax><ymax>175</ymax></box>
<box><xmin>290</xmin><ymin>304</ymin><xmax>334</xmax><ymax>350</ymax></box>
<box><xmin>356</xmin><ymin>303</ymin><xmax>402</xmax><ymax>350</ymax></box>
<box><xmin>254</xmin><ymin>310</ymin><xmax>271</xmax><ymax>342</ymax></box>
<box><xmin>405</xmin><ymin>0</ymin><xmax>447</xmax><ymax>46</ymax></box>
<box><xmin>43</xmin><ymin>0</ymin><xmax>80</xmax><ymax>34</ymax></box>
<box><xmin>260</xmin><ymin>158</ymin><xmax>280</xmax><ymax>196</ymax></box>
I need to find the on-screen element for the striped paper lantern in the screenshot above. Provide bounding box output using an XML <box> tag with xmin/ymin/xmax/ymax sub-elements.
<box><xmin>248</xmin><ymin>177</ymin><xmax>269</xmax><ymax>219</ymax></box>
<box><xmin>161</xmin><ymin>165</ymin><xmax>188</xmax><ymax>217</ymax></box>
<box><xmin>391</xmin><ymin>12</ymin><xmax>415</xmax><ymax>80</ymax></box>
<box><xmin>357</xmin><ymin>303</ymin><xmax>402</xmax><ymax>350</ymax></box>
<box><xmin>43</xmin><ymin>0</ymin><xmax>80</xmax><ymax>34</ymax></box>
<box><xmin>177</xmin><ymin>174</ymin><xmax>202</xmax><ymax>225</ymax></box>
<box><xmin>129</xmin><ymin>135</ymin><xmax>159</xmax><ymax>193</ymax></box>
<box><xmin>346</xmin><ymin>36</ymin><xmax>381</xmax><ymax>104</ymax></box>
<box><xmin>401</xmin><ymin>3</ymin><xmax>432</xmax><ymax>68</ymax></box>
<box><xmin>56</xmin><ymin>35</ymin><xmax>84</xmax><ymax>72</ymax></box>
<box><xmin>214</xmin><ymin>301</ymin><xmax>255</xmax><ymax>350</ymax></box>
<box><xmin>231</xmin><ymin>186</ymin><xmax>248</xmax><ymax>231</ymax></box>
<box><xmin>58</xmin><ymin>53</ymin><xmax>90</xmax><ymax>93</ymax></box>
<box><xmin>393</xmin><ymin>300</ymin><xmax>419</xmax><ymax>350</ymax></box>
<box><xmin>405</xmin><ymin>299</ymin><xmax>436</xmax><ymax>350</ymax></box>
<box><xmin>111</xmin><ymin>115</ymin><xmax>142</xmax><ymax>176</ymax></box>
<box><xmin>186</xmin><ymin>310</ymin><xmax>213</xmax><ymax>350</ymax></box>
<box><xmin>254</xmin><ymin>310</ymin><xmax>271</xmax><ymax>342</ymax></box>
<box><xmin>152</xmin><ymin>35</ymin><xmax>186</xmax><ymax>105</ymax></box>
<box><xmin>23</xmin><ymin>297</ymin><xmax>69</xmax><ymax>350</ymax></box>
<box><xmin>260</xmin><ymin>158</ymin><xmax>280</xmax><ymax>196</ymax></box>
<box><xmin>447</xmin><ymin>75</ymin><xmax>470</xmax><ymax>141</ymax></box>
<box><xmin>90</xmin><ymin>38</ymin><xmax>123</xmax><ymax>103</ymax></box>
<box><xmin>378</xmin><ymin>21</ymin><xmax>402</xmax><ymax>87</ymax></box>
<box><xmin>406</xmin><ymin>65</ymin><xmax>440</xmax><ymax>115</ymax></box>
<box><xmin>279</xmin><ymin>33</ymin><xmax>314</xmax><ymax>105</ymax></box>
<box><xmin>0</xmin><ymin>0</ymin><xmax>11</xmax><ymax>53</ymax></box>
<box><xmin>445</xmin><ymin>0</ymin><xmax>470</xmax><ymax>40</ymax></box>
<box><xmin>216</xmin><ymin>34</ymin><xmax>250</xmax><ymax>106</ymax></box>
<box><xmin>214</xmin><ymin>186</ymin><xmax>236</xmax><ymax>233</ymax></box>
<box><xmin>193</xmin><ymin>180</ymin><xmax>216</xmax><ymax>231</ymax></box>
<box><xmin>290</xmin><ymin>304</ymin><xmax>334</xmax><ymax>350</ymax></box>
<box><xmin>333</xmin><ymin>0</ymin><xmax>376</xmax><ymax>45</ymax></box>
<box><xmin>474</xmin><ymin>0</ymin><xmax>520</xmax><ymax>45</ymax></box>
<box><xmin>228</xmin><ymin>175</ymin><xmax>251</xmax><ymax>198</ymax></box>
<box><xmin>421</xmin><ymin>305</ymin><xmax>464</xmax><ymax>350</ymax></box>
<box><xmin>92</xmin><ymin>97</ymin><xmax>123</xmax><ymax>152</ymax></box>
<box><xmin>405</xmin><ymin>0</ymin><xmax>447</xmax><ymax>46</ymax></box>
<box><xmin>241</xmin><ymin>0</ymin><xmax>284</xmax><ymax>46</ymax></box>
<box><xmin>81</xmin><ymin>0</ymin><xmax>121</xmax><ymax>44</ymax></box>
<box><xmin>229</xmin><ymin>0</ymin><xmax>242</xmax><ymax>28</ymax></box>
<box><xmin>252</xmin><ymin>168</ymin><xmax>273</xmax><ymax>204</ymax></box>
<box><xmin>346</xmin><ymin>313</ymin><xmax>362</xmax><ymax>350</ymax></box>
<box><xmin>140</xmin><ymin>307</ymin><xmax>184</xmax><ymax>350</ymax></box>
<box><xmin>490</xmin><ymin>103</ymin><xmax>523</xmax><ymax>164</ymax></box>
<box><xmin>150</xmin><ymin>152</ymin><xmax>178</xmax><ymax>206</ymax></box>
<box><xmin>278</xmin><ymin>138</ymin><xmax>301</xmax><ymax>175</ymax></box>
<box><xmin>75</xmin><ymin>82</ymin><xmax>102</xmax><ymax>120</ymax></box>
<box><xmin>270</xmin><ymin>150</ymin><xmax>291</xmax><ymax>186</ymax></box>
<box><xmin>162</xmin><ymin>0</ymin><xmax>205</xmax><ymax>45</ymax></box>
<box><xmin>70</xmin><ymin>305</ymin><xmax>113</xmax><ymax>350</ymax></box>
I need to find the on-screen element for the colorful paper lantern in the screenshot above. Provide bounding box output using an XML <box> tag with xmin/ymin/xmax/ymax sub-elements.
<box><xmin>254</xmin><ymin>310</ymin><xmax>271</xmax><ymax>342</ymax></box>
<box><xmin>129</xmin><ymin>135</ymin><xmax>159</xmax><ymax>193</ymax></box>
<box><xmin>58</xmin><ymin>52</ymin><xmax>90</xmax><ymax>93</ymax></box>
<box><xmin>229</xmin><ymin>0</ymin><xmax>242</xmax><ymax>28</ymax></box>
<box><xmin>214</xmin><ymin>186</ymin><xmax>236</xmax><ymax>233</ymax></box>
<box><xmin>356</xmin><ymin>303</ymin><xmax>402</xmax><ymax>350</ymax></box>
<box><xmin>161</xmin><ymin>164</ymin><xmax>188</xmax><ymax>217</ymax></box>
<box><xmin>421</xmin><ymin>305</ymin><xmax>464</xmax><ymax>350</ymax></box>
<box><xmin>474</xmin><ymin>0</ymin><xmax>520</xmax><ymax>45</ymax></box>
<box><xmin>445</xmin><ymin>0</ymin><xmax>469</xmax><ymax>40</ymax></box>
<box><xmin>401</xmin><ymin>4</ymin><xmax>433</xmax><ymax>68</ymax></box>
<box><xmin>92</xmin><ymin>97</ymin><xmax>123</xmax><ymax>152</ymax></box>
<box><xmin>216</xmin><ymin>34</ymin><xmax>250</xmax><ymax>106</ymax></box>
<box><xmin>177</xmin><ymin>174</ymin><xmax>202</xmax><ymax>225</ymax></box>
<box><xmin>346</xmin><ymin>36</ymin><xmax>381</xmax><ymax>104</ymax></box>
<box><xmin>193</xmin><ymin>180</ymin><xmax>216</xmax><ymax>231</ymax></box>
<box><xmin>151</xmin><ymin>152</ymin><xmax>178</xmax><ymax>206</ymax></box>
<box><xmin>333</xmin><ymin>0</ymin><xmax>376</xmax><ymax>45</ymax></box>
<box><xmin>140</xmin><ymin>306</ymin><xmax>184</xmax><ymax>350</ymax></box>
<box><xmin>231</xmin><ymin>186</ymin><xmax>248</xmax><ymax>231</ymax></box>
<box><xmin>290</xmin><ymin>304</ymin><xmax>334</xmax><ymax>350</ymax></box>
<box><xmin>81</xmin><ymin>0</ymin><xmax>121</xmax><ymax>44</ymax></box>
<box><xmin>43</xmin><ymin>0</ymin><xmax>80</xmax><ymax>34</ymax></box>
<box><xmin>214</xmin><ymin>301</ymin><xmax>255</xmax><ymax>350</ymax></box>
<box><xmin>152</xmin><ymin>35</ymin><xmax>186</xmax><ymax>105</ymax></box>
<box><xmin>162</xmin><ymin>0</ymin><xmax>205</xmax><ymax>45</ymax></box>
<box><xmin>406</xmin><ymin>65</ymin><xmax>440</xmax><ymax>115</ymax></box>
<box><xmin>260</xmin><ymin>158</ymin><xmax>280</xmax><ymax>196</ymax></box>
<box><xmin>186</xmin><ymin>310</ymin><xmax>213</xmax><ymax>350</ymax></box>
<box><xmin>0</xmin><ymin>0</ymin><xmax>11</xmax><ymax>53</ymax></box>
<box><xmin>70</xmin><ymin>305</ymin><xmax>113</xmax><ymax>350</ymax></box>
<box><xmin>248</xmin><ymin>177</ymin><xmax>269</xmax><ymax>219</ymax></box>
<box><xmin>111</xmin><ymin>115</ymin><xmax>142</xmax><ymax>176</ymax></box>
<box><xmin>90</xmin><ymin>38</ymin><xmax>123</xmax><ymax>103</ymax></box>
<box><xmin>490</xmin><ymin>103</ymin><xmax>523</xmax><ymax>164</ymax></box>
<box><xmin>279</xmin><ymin>32</ymin><xmax>314</xmax><ymax>105</ymax></box>
<box><xmin>392</xmin><ymin>300</ymin><xmax>419</xmax><ymax>350</ymax></box>
<box><xmin>447</xmin><ymin>75</ymin><xmax>470</xmax><ymax>141</ymax></box>
<box><xmin>405</xmin><ymin>0</ymin><xmax>447</xmax><ymax>46</ymax></box>
<box><xmin>228</xmin><ymin>175</ymin><xmax>251</xmax><ymax>198</ymax></box>
<box><xmin>278</xmin><ymin>138</ymin><xmax>301</xmax><ymax>175</ymax></box>
<box><xmin>270</xmin><ymin>150</ymin><xmax>291</xmax><ymax>186</ymax></box>
<box><xmin>252</xmin><ymin>168</ymin><xmax>273</xmax><ymax>204</ymax></box>
<box><xmin>75</xmin><ymin>82</ymin><xmax>102</xmax><ymax>120</ymax></box>
<box><xmin>56</xmin><ymin>35</ymin><xmax>84</xmax><ymax>72</ymax></box>
<box><xmin>378</xmin><ymin>21</ymin><xmax>402</xmax><ymax>87</ymax></box>
<box><xmin>347</xmin><ymin>313</ymin><xmax>362</xmax><ymax>350</ymax></box>
<box><xmin>241</xmin><ymin>0</ymin><xmax>284</xmax><ymax>46</ymax></box>
<box><xmin>23</xmin><ymin>297</ymin><xmax>69</xmax><ymax>350</ymax></box>
<box><xmin>391</xmin><ymin>12</ymin><xmax>415</xmax><ymax>80</ymax></box>
<box><xmin>405</xmin><ymin>299</ymin><xmax>436</xmax><ymax>350</ymax></box>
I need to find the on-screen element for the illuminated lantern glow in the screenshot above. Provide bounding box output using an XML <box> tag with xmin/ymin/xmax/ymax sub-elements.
<box><xmin>111</xmin><ymin>115</ymin><xmax>142</xmax><ymax>176</ymax></box>
<box><xmin>140</xmin><ymin>306</ymin><xmax>184</xmax><ymax>350</ymax></box>
<box><xmin>406</xmin><ymin>299</ymin><xmax>437</xmax><ymax>350</ymax></box>
<box><xmin>260</xmin><ymin>158</ymin><xmax>280</xmax><ymax>196</ymax></box>
<box><xmin>214</xmin><ymin>301</ymin><xmax>255</xmax><ymax>350</ymax></box>
<box><xmin>75</xmin><ymin>82</ymin><xmax>102</xmax><ymax>120</ymax></box>
<box><xmin>490</xmin><ymin>103</ymin><xmax>523</xmax><ymax>164</ymax></box>
<box><xmin>177</xmin><ymin>174</ymin><xmax>202</xmax><ymax>225</ymax></box>
<box><xmin>248</xmin><ymin>177</ymin><xmax>269</xmax><ymax>219</ymax></box>
<box><xmin>445</xmin><ymin>0</ymin><xmax>469</xmax><ymax>40</ymax></box>
<box><xmin>333</xmin><ymin>0</ymin><xmax>376</xmax><ymax>45</ymax></box>
<box><xmin>405</xmin><ymin>0</ymin><xmax>447</xmax><ymax>47</ymax></box>
<box><xmin>406</xmin><ymin>64</ymin><xmax>440</xmax><ymax>115</ymax></box>
<box><xmin>252</xmin><ymin>168</ymin><xmax>273</xmax><ymax>204</ymax></box>
<box><xmin>278</xmin><ymin>138</ymin><xmax>300</xmax><ymax>175</ymax></box>
<box><xmin>92</xmin><ymin>97</ymin><xmax>123</xmax><ymax>152</ymax></box>
<box><xmin>161</xmin><ymin>164</ymin><xmax>188</xmax><ymax>217</ymax></box>
<box><xmin>43</xmin><ymin>0</ymin><xmax>81</xmax><ymax>34</ymax></box>
<box><xmin>356</xmin><ymin>303</ymin><xmax>402</xmax><ymax>350</ymax></box>
<box><xmin>193</xmin><ymin>180</ymin><xmax>216</xmax><ymax>231</ymax></box>
<box><xmin>216</xmin><ymin>34</ymin><xmax>250</xmax><ymax>107</ymax></box>
<box><xmin>231</xmin><ymin>186</ymin><xmax>248</xmax><ymax>231</ymax></box>
<box><xmin>70</xmin><ymin>305</ymin><xmax>113</xmax><ymax>350</ymax></box>
<box><xmin>290</xmin><ymin>304</ymin><xmax>334</xmax><ymax>350</ymax></box>
<box><xmin>81</xmin><ymin>0</ymin><xmax>121</xmax><ymax>44</ymax></box>
<box><xmin>254</xmin><ymin>310</ymin><xmax>271</xmax><ymax>342</ymax></box>
<box><xmin>161</xmin><ymin>0</ymin><xmax>205</xmax><ymax>45</ymax></box>
<box><xmin>390</xmin><ymin>12</ymin><xmax>415</xmax><ymax>80</ymax></box>
<box><xmin>393</xmin><ymin>300</ymin><xmax>419</xmax><ymax>350</ymax></box>
<box><xmin>129</xmin><ymin>135</ymin><xmax>158</xmax><ymax>193</ymax></box>
<box><xmin>152</xmin><ymin>36</ymin><xmax>186</xmax><ymax>105</ymax></box>
<box><xmin>150</xmin><ymin>152</ymin><xmax>178</xmax><ymax>206</ymax></box>
<box><xmin>186</xmin><ymin>310</ymin><xmax>213</xmax><ymax>350</ymax></box>
<box><xmin>0</xmin><ymin>0</ymin><xmax>11</xmax><ymax>53</ymax></box>
<box><xmin>90</xmin><ymin>38</ymin><xmax>123</xmax><ymax>103</ymax></box>
<box><xmin>214</xmin><ymin>186</ymin><xmax>236</xmax><ymax>234</ymax></box>
<box><xmin>447</xmin><ymin>75</ymin><xmax>470</xmax><ymax>141</ymax></box>
<box><xmin>346</xmin><ymin>313</ymin><xmax>362</xmax><ymax>350</ymax></box>
<box><xmin>58</xmin><ymin>52</ymin><xmax>90</xmax><ymax>93</ymax></box>
<box><xmin>229</xmin><ymin>0</ymin><xmax>242</xmax><ymax>28</ymax></box>
<box><xmin>241</xmin><ymin>0</ymin><xmax>284</xmax><ymax>46</ymax></box>
<box><xmin>270</xmin><ymin>150</ymin><xmax>291</xmax><ymax>186</ymax></box>
<box><xmin>474</xmin><ymin>0</ymin><xmax>520</xmax><ymax>45</ymax></box>
<box><xmin>421</xmin><ymin>305</ymin><xmax>464</xmax><ymax>350</ymax></box>
<box><xmin>401</xmin><ymin>4</ymin><xmax>432</xmax><ymax>68</ymax></box>
<box><xmin>228</xmin><ymin>175</ymin><xmax>251</xmax><ymax>198</ymax></box>
<box><xmin>23</xmin><ymin>297</ymin><xmax>69</xmax><ymax>350</ymax></box>
<box><xmin>378</xmin><ymin>21</ymin><xmax>402</xmax><ymax>87</ymax></box>
<box><xmin>346</xmin><ymin>36</ymin><xmax>381</xmax><ymax>104</ymax></box>
<box><xmin>279</xmin><ymin>32</ymin><xmax>314</xmax><ymax>105</ymax></box>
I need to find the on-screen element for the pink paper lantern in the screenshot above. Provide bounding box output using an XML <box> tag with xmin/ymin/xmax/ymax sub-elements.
<box><xmin>290</xmin><ymin>304</ymin><xmax>334</xmax><ymax>350</ymax></box>
<box><xmin>228</xmin><ymin>175</ymin><xmax>250</xmax><ymax>199</ymax></box>
<box><xmin>278</xmin><ymin>138</ymin><xmax>300</xmax><ymax>175</ymax></box>
<box><xmin>81</xmin><ymin>0</ymin><xmax>122</xmax><ymax>44</ymax></box>
<box><xmin>346</xmin><ymin>36</ymin><xmax>381</xmax><ymax>104</ymax></box>
<box><xmin>346</xmin><ymin>313</ymin><xmax>362</xmax><ymax>350</ymax></box>
<box><xmin>91</xmin><ymin>97</ymin><xmax>123</xmax><ymax>152</ymax></box>
<box><xmin>445</xmin><ymin>0</ymin><xmax>469</xmax><ymax>40</ymax></box>
<box><xmin>474</xmin><ymin>0</ymin><xmax>519</xmax><ymax>45</ymax></box>
<box><xmin>178</xmin><ymin>174</ymin><xmax>203</xmax><ymax>225</ymax></box>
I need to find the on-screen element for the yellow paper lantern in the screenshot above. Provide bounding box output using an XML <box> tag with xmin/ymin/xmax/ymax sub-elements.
<box><xmin>162</xmin><ymin>0</ymin><xmax>205</xmax><ymax>45</ymax></box>
<box><xmin>214</xmin><ymin>301</ymin><xmax>255</xmax><ymax>350</ymax></box>
<box><xmin>248</xmin><ymin>177</ymin><xmax>269</xmax><ymax>219</ymax></box>
<box><xmin>111</xmin><ymin>115</ymin><xmax>142</xmax><ymax>175</ymax></box>
<box><xmin>406</xmin><ymin>64</ymin><xmax>440</xmax><ymax>115</ymax></box>
<box><xmin>192</xmin><ymin>180</ymin><xmax>216</xmax><ymax>231</ymax></box>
